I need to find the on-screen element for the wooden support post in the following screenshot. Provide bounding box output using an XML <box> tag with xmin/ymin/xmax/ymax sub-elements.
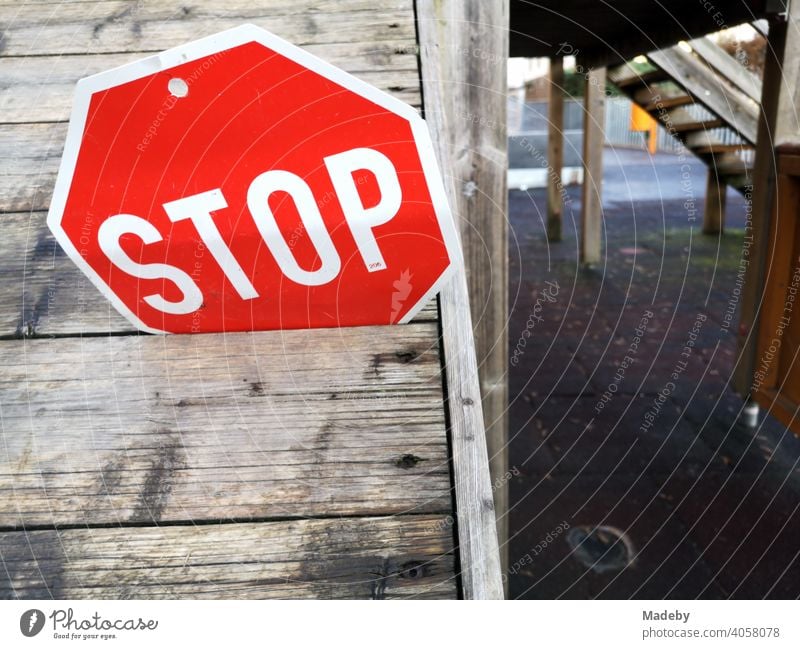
<box><xmin>581</xmin><ymin>67</ymin><xmax>606</xmax><ymax>265</ymax></box>
<box><xmin>734</xmin><ymin>13</ymin><xmax>790</xmax><ymax>396</ymax></box>
<box><xmin>703</xmin><ymin>167</ymin><xmax>727</xmax><ymax>234</ymax></box>
<box><xmin>417</xmin><ymin>0</ymin><xmax>507</xmax><ymax>598</ymax></box>
<box><xmin>547</xmin><ymin>58</ymin><xmax>564</xmax><ymax>241</ymax></box>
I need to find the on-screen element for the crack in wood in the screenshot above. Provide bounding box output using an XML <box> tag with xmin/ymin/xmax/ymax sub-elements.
<box><xmin>130</xmin><ymin>434</ymin><xmax>186</xmax><ymax>523</ymax></box>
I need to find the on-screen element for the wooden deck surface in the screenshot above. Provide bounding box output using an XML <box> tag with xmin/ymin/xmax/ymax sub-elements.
<box><xmin>0</xmin><ymin>0</ymin><xmax>464</xmax><ymax>599</ymax></box>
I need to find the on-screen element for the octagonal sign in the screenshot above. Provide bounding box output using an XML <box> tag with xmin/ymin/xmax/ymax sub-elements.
<box><xmin>47</xmin><ymin>24</ymin><xmax>460</xmax><ymax>333</ymax></box>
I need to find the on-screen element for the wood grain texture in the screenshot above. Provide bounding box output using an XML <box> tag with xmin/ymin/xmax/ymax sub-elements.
<box><xmin>0</xmin><ymin>1</ymin><xmax>416</xmax><ymax>56</ymax></box>
<box><xmin>648</xmin><ymin>47</ymin><xmax>759</xmax><ymax>144</ymax></box>
<box><xmin>0</xmin><ymin>1</ymin><xmax>422</xmax><ymax>212</ymax></box>
<box><xmin>0</xmin><ymin>515</ymin><xmax>457</xmax><ymax>599</ymax></box>
<box><xmin>0</xmin><ymin>211</ymin><xmax>437</xmax><ymax>337</ymax></box>
<box><xmin>0</xmin><ymin>325</ymin><xmax>450</xmax><ymax>527</ymax></box>
<box><xmin>687</xmin><ymin>36</ymin><xmax>762</xmax><ymax>104</ymax></box>
<box><xmin>580</xmin><ymin>68</ymin><xmax>605</xmax><ymax>266</ymax></box>
<box><xmin>773</xmin><ymin>11</ymin><xmax>800</xmax><ymax>148</ymax></box>
<box><xmin>416</xmin><ymin>0</ymin><xmax>504</xmax><ymax>600</ymax></box>
<box><xmin>0</xmin><ymin>52</ymin><xmax>421</xmax><ymax>124</ymax></box>
<box><xmin>0</xmin><ymin>0</ymin><xmax>476</xmax><ymax>600</ymax></box>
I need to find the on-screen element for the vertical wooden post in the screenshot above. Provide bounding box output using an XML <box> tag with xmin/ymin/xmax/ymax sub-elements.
<box><xmin>734</xmin><ymin>13</ymin><xmax>791</xmax><ymax>396</ymax></box>
<box><xmin>581</xmin><ymin>67</ymin><xmax>606</xmax><ymax>265</ymax></box>
<box><xmin>547</xmin><ymin>58</ymin><xmax>565</xmax><ymax>241</ymax></box>
<box><xmin>703</xmin><ymin>168</ymin><xmax>727</xmax><ymax>234</ymax></box>
<box><xmin>416</xmin><ymin>0</ymin><xmax>508</xmax><ymax>597</ymax></box>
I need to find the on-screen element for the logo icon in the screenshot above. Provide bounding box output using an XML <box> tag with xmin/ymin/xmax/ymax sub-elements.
<box><xmin>390</xmin><ymin>269</ymin><xmax>413</xmax><ymax>323</ymax></box>
<box><xmin>20</xmin><ymin>609</ymin><xmax>45</xmax><ymax>637</ymax></box>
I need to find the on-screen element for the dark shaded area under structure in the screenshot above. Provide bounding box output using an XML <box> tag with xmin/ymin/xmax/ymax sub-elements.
<box><xmin>510</xmin><ymin>0</ymin><xmax>781</xmax><ymax>64</ymax></box>
<box><xmin>507</xmin><ymin>148</ymin><xmax>800</xmax><ymax>598</ymax></box>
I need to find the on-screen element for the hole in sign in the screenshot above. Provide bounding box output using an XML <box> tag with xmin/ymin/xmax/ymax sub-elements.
<box><xmin>168</xmin><ymin>78</ymin><xmax>189</xmax><ymax>98</ymax></box>
<box><xmin>96</xmin><ymin>147</ymin><xmax>403</xmax><ymax>315</ymax></box>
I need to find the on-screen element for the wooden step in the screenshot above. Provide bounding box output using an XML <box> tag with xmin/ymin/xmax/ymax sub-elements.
<box><xmin>714</xmin><ymin>154</ymin><xmax>752</xmax><ymax>176</ymax></box>
<box><xmin>670</xmin><ymin>118</ymin><xmax>724</xmax><ymax>133</ymax></box>
<box><xmin>610</xmin><ymin>67</ymin><xmax>670</xmax><ymax>90</ymax></box>
<box><xmin>639</xmin><ymin>92</ymin><xmax>696</xmax><ymax>112</ymax></box>
<box><xmin>693</xmin><ymin>143</ymin><xmax>755</xmax><ymax>155</ymax></box>
<box><xmin>685</xmin><ymin>129</ymin><xmax>752</xmax><ymax>148</ymax></box>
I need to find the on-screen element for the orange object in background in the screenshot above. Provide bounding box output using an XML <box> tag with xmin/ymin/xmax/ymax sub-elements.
<box><xmin>630</xmin><ymin>103</ymin><xmax>659</xmax><ymax>154</ymax></box>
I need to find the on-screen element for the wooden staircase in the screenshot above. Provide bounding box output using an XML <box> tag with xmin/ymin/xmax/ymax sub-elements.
<box><xmin>608</xmin><ymin>33</ymin><xmax>763</xmax><ymax>195</ymax></box>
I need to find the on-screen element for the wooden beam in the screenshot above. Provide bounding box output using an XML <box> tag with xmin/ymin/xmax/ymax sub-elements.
<box><xmin>416</xmin><ymin>0</ymin><xmax>505</xmax><ymax>600</ymax></box>
<box><xmin>736</xmin><ymin>10</ymin><xmax>798</xmax><ymax>396</ymax></box>
<box><xmin>0</xmin><ymin>210</ymin><xmax>436</xmax><ymax>338</ymax></box>
<box><xmin>0</xmin><ymin>515</ymin><xmax>457</xmax><ymax>599</ymax></box>
<box><xmin>0</xmin><ymin>49</ymin><xmax>422</xmax><ymax>124</ymax></box>
<box><xmin>0</xmin><ymin>328</ymin><xmax>450</xmax><ymax>527</ymax></box>
<box><xmin>640</xmin><ymin>93</ymin><xmax>695</xmax><ymax>112</ymax></box>
<box><xmin>703</xmin><ymin>167</ymin><xmax>727</xmax><ymax>235</ymax></box>
<box><xmin>670</xmin><ymin>118</ymin><xmax>725</xmax><ymax>134</ymax></box>
<box><xmin>607</xmin><ymin>65</ymin><xmax>669</xmax><ymax>90</ymax></box>
<box><xmin>0</xmin><ymin>1</ymin><xmax>417</xmax><ymax>57</ymax></box>
<box><xmin>547</xmin><ymin>58</ymin><xmax>565</xmax><ymax>242</ymax></box>
<box><xmin>581</xmin><ymin>68</ymin><xmax>605</xmax><ymax>266</ymax></box>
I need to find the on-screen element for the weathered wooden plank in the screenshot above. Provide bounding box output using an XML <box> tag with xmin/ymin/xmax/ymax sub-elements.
<box><xmin>0</xmin><ymin>325</ymin><xmax>450</xmax><ymax>527</ymax></box>
<box><xmin>607</xmin><ymin>65</ymin><xmax>669</xmax><ymax>90</ymax></box>
<box><xmin>417</xmin><ymin>0</ymin><xmax>504</xmax><ymax>600</ymax></box>
<box><xmin>0</xmin><ymin>50</ymin><xmax>421</xmax><ymax>124</ymax></box>
<box><xmin>688</xmin><ymin>36</ymin><xmax>762</xmax><ymax>104</ymax></box>
<box><xmin>0</xmin><ymin>1</ymin><xmax>416</xmax><ymax>56</ymax></box>
<box><xmin>648</xmin><ymin>47</ymin><xmax>759</xmax><ymax>144</ymax></box>
<box><xmin>0</xmin><ymin>210</ymin><xmax>130</xmax><ymax>336</ymax></box>
<box><xmin>670</xmin><ymin>117</ymin><xmax>724</xmax><ymax>134</ymax></box>
<box><xmin>0</xmin><ymin>0</ymin><xmax>472</xmax><ymax>602</ymax></box>
<box><xmin>580</xmin><ymin>67</ymin><xmax>605</xmax><ymax>266</ymax></box>
<box><xmin>0</xmin><ymin>515</ymin><xmax>457</xmax><ymax>599</ymax></box>
<box><xmin>640</xmin><ymin>92</ymin><xmax>695</xmax><ymax>112</ymax></box>
<box><xmin>0</xmin><ymin>123</ymin><xmax>62</xmax><ymax>213</ymax></box>
<box><xmin>0</xmin><ymin>211</ymin><xmax>438</xmax><ymax>337</ymax></box>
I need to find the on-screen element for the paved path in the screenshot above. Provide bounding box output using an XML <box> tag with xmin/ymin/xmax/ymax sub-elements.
<box><xmin>507</xmin><ymin>148</ymin><xmax>800</xmax><ymax>598</ymax></box>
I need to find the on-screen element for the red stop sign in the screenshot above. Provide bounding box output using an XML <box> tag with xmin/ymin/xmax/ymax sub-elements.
<box><xmin>47</xmin><ymin>24</ymin><xmax>459</xmax><ymax>333</ymax></box>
